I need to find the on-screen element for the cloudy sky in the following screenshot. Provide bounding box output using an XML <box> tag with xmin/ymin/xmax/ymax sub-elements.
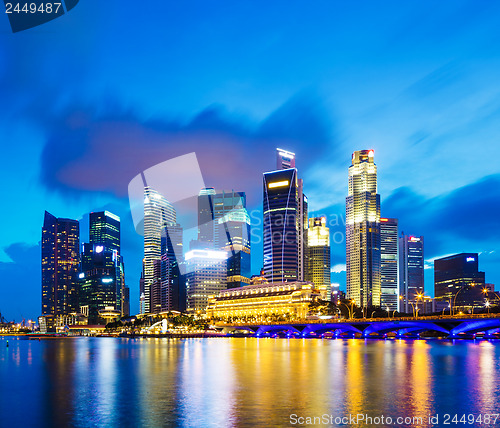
<box><xmin>1</xmin><ymin>0</ymin><xmax>499</xmax><ymax>320</ymax></box>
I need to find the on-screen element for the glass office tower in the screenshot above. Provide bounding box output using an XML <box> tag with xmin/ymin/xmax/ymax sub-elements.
<box><xmin>380</xmin><ymin>218</ymin><xmax>399</xmax><ymax>311</ymax></box>
<box><xmin>198</xmin><ymin>188</ymin><xmax>251</xmax><ymax>287</ymax></box>
<box><xmin>263</xmin><ymin>168</ymin><xmax>299</xmax><ymax>282</ymax></box>
<box><xmin>346</xmin><ymin>150</ymin><xmax>381</xmax><ymax>308</ymax></box>
<box><xmin>263</xmin><ymin>149</ymin><xmax>307</xmax><ymax>283</ymax></box>
<box><xmin>89</xmin><ymin>211</ymin><xmax>128</xmax><ymax>316</ymax></box>
<box><xmin>399</xmin><ymin>234</ymin><xmax>424</xmax><ymax>313</ymax></box>
<box><xmin>151</xmin><ymin>222</ymin><xmax>185</xmax><ymax>313</ymax></box>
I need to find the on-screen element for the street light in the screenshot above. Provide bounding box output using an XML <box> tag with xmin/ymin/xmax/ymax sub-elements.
<box><xmin>485</xmin><ymin>300</ymin><xmax>491</xmax><ymax>314</ymax></box>
<box><xmin>452</xmin><ymin>283</ymin><xmax>476</xmax><ymax>316</ymax></box>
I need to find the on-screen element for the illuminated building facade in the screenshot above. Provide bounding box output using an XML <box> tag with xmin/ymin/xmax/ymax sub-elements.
<box><xmin>79</xmin><ymin>243</ymin><xmax>121</xmax><ymax>324</ymax></box>
<box><xmin>206</xmin><ymin>282</ymin><xmax>321</xmax><ymax>321</ymax></box>
<box><xmin>306</xmin><ymin>217</ymin><xmax>331</xmax><ymax>301</ymax></box>
<box><xmin>89</xmin><ymin>211</ymin><xmax>128</xmax><ymax>316</ymax></box>
<box><xmin>185</xmin><ymin>249</ymin><xmax>227</xmax><ymax>312</ymax></box>
<box><xmin>399</xmin><ymin>234</ymin><xmax>424</xmax><ymax>313</ymax></box>
<box><xmin>89</xmin><ymin>211</ymin><xmax>120</xmax><ymax>252</ymax></box>
<box><xmin>263</xmin><ymin>149</ymin><xmax>307</xmax><ymax>283</ymax></box>
<box><xmin>41</xmin><ymin>211</ymin><xmax>80</xmax><ymax>316</ymax></box>
<box><xmin>143</xmin><ymin>186</ymin><xmax>176</xmax><ymax>313</ymax></box>
<box><xmin>434</xmin><ymin>253</ymin><xmax>485</xmax><ymax>309</ymax></box>
<box><xmin>198</xmin><ymin>189</ymin><xmax>251</xmax><ymax>287</ymax></box>
<box><xmin>218</xmin><ymin>208</ymin><xmax>251</xmax><ymax>288</ymax></box>
<box><xmin>345</xmin><ymin>150</ymin><xmax>381</xmax><ymax>308</ymax></box>
<box><xmin>380</xmin><ymin>218</ymin><xmax>399</xmax><ymax>311</ymax></box>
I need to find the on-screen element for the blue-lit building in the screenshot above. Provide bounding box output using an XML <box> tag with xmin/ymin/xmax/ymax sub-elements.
<box><xmin>79</xmin><ymin>211</ymin><xmax>127</xmax><ymax>324</ymax></box>
<box><xmin>434</xmin><ymin>253</ymin><xmax>485</xmax><ymax>310</ymax></box>
<box><xmin>197</xmin><ymin>188</ymin><xmax>251</xmax><ymax>287</ymax></box>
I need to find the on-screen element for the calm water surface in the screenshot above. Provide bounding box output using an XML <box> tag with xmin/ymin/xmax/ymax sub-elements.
<box><xmin>1</xmin><ymin>337</ymin><xmax>500</xmax><ymax>427</ymax></box>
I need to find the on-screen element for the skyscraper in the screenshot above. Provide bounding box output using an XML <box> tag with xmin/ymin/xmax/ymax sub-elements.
<box><xmin>89</xmin><ymin>211</ymin><xmax>127</xmax><ymax>315</ymax></box>
<box><xmin>263</xmin><ymin>167</ymin><xmax>299</xmax><ymax>282</ymax></box>
<box><xmin>263</xmin><ymin>149</ymin><xmax>307</xmax><ymax>282</ymax></box>
<box><xmin>346</xmin><ymin>149</ymin><xmax>381</xmax><ymax>308</ymax></box>
<box><xmin>42</xmin><ymin>211</ymin><xmax>80</xmax><ymax>316</ymax></box>
<box><xmin>89</xmin><ymin>211</ymin><xmax>120</xmax><ymax>252</ymax></box>
<box><xmin>306</xmin><ymin>217</ymin><xmax>331</xmax><ymax>300</ymax></box>
<box><xmin>79</xmin><ymin>243</ymin><xmax>121</xmax><ymax>324</ymax></box>
<box><xmin>218</xmin><ymin>209</ymin><xmax>251</xmax><ymax>287</ymax></box>
<box><xmin>399</xmin><ymin>234</ymin><xmax>424</xmax><ymax>313</ymax></box>
<box><xmin>380</xmin><ymin>218</ymin><xmax>399</xmax><ymax>311</ymax></box>
<box><xmin>434</xmin><ymin>253</ymin><xmax>485</xmax><ymax>310</ymax></box>
<box><xmin>151</xmin><ymin>222</ymin><xmax>185</xmax><ymax>313</ymax></box>
<box><xmin>143</xmin><ymin>186</ymin><xmax>176</xmax><ymax>313</ymax></box>
<box><xmin>185</xmin><ymin>249</ymin><xmax>227</xmax><ymax>312</ymax></box>
<box><xmin>197</xmin><ymin>188</ymin><xmax>251</xmax><ymax>287</ymax></box>
<box><xmin>198</xmin><ymin>187</ymin><xmax>216</xmax><ymax>245</ymax></box>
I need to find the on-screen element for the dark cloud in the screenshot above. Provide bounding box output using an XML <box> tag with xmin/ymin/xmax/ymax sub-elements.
<box><xmin>39</xmin><ymin>94</ymin><xmax>334</xmax><ymax>207</ymax></box>
<box><xmin>383</xmin><ymin>174</ymin><xmax>500</xmax><ymax>257</ymax></box>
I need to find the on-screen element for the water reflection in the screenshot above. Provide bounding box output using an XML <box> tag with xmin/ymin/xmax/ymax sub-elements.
<box><xmin>1</xmin><ymin>337</ymin><xmax>500</xmax><ymax>427</ymax></box>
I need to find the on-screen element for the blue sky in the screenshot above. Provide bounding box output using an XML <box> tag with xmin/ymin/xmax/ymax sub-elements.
<box><xmin>1</xmin><ymin>0</ymin><xmax>500</xmax><ymax>320</ymax></box>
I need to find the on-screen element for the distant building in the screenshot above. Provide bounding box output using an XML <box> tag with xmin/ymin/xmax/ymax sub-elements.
<box><xmin>380</xmin><ymin>218</ymin><xmax>399</xmax><ymax>311</ymax></box>
<box><xmin>306</xmin><ymin>217</ymin><xmax>331</xmax><ymax>301</ymax></box>
<box><xmin>41</xmin><ymin>211</ymin><xmax>80</xmax><ymax>316</ymax></box>
<box><xmin>185</xmin><ymin>249</ymin><xmax>227</xmax><ymax>313</ymax></box>
<box><xmin>485</xmin><ymin>283</ymin><xmax>495</xmax><ymax>292</ymax></box>
<box><xmin>206</xmin><ymin>282</ymin><xmax>321</xmax><ymax>321</ymax></box>
<box><xmin>345</xmin><ymin>150</ymin><xmax>381</xmax><ymax>308</ymax></box>
<box><xmin>399</xmin><ymin>234</ymin><xmax>424</xmax><ymax>313</ymax></box>
<box><xmin>434</xmin><ymin>253</ymin><xmax>485</xmax><ymax>310</ymax></box>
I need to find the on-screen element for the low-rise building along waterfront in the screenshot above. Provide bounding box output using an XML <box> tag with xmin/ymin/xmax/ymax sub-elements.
<box><xmin>206</xmin><ymin>281</ymin><xmax>324</xmax><ymax>322</ymax></box>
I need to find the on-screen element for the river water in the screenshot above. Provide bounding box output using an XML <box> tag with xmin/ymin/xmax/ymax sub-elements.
<box><xmin>1</xmin><ymin>337</ymin><xmax>499</xmax><ymax>427</ymax></box>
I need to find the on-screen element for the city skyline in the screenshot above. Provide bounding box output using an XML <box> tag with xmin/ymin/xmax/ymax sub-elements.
<box><xmin>2</xmin><ymin>1</ymin><xmax>500</xmax><ymax>320</ymax></box>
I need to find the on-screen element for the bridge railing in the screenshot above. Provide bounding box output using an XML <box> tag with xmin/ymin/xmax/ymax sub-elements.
<box><xmin>214</xmin><ymin>313</ymin><xmax>500</xmax><ymax>327</ymax></box>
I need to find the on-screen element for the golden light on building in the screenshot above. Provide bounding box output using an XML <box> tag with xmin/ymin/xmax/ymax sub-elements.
<box><xmin>206</xmin><ymin>282</ymin><xmax>323</xmax><ymax>322</ymax></box>
<box><xmin>346</xmin><ymin>149</ymin><xmax>381</xmax><ymax>308</ymax></box>
<box><xmin>306</xmin><ymin>217</ymin><xmax>331</xmax><ymax>301</ymax></box>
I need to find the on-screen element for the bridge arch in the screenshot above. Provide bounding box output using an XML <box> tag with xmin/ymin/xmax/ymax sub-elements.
<box><xmin>301</xmin><ymin>324</ymin><xmax>363</xmax><ymax>337</ymax></box>
<box><xmin>255</xmin><ymin>325</ymin><xmax>302</xmax><ymax>337</ymax></box>
<box><xmin>362</xmin><ymin>321</ymin><xmax>449</xmax><ymax>338</ymax></box>
<box><xmin>450</xmin><ymin>320</ymin><xmax>500</xmax><ymax>336</ymax></box>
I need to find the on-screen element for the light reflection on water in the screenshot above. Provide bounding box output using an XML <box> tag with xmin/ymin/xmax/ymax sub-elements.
<box><xmin>1</xmin><ymin>337</ymin><xmax>500</xmax><ymax>427</ymax></box>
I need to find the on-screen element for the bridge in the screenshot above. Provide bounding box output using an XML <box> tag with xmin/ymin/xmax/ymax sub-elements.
<box><xmin>216</xmin><ymin>314</ymin><xmax>500</xmax><ymax>339</ymax></box>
